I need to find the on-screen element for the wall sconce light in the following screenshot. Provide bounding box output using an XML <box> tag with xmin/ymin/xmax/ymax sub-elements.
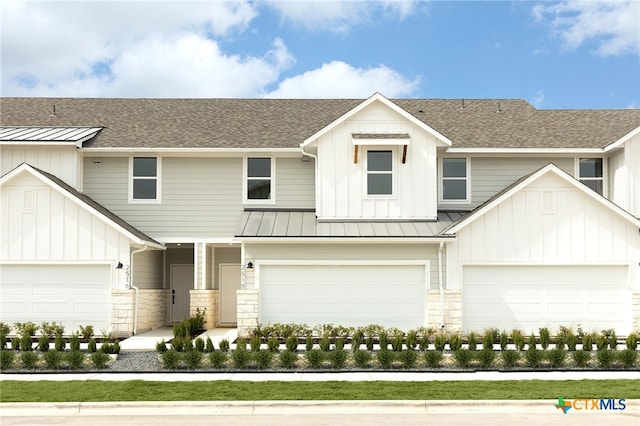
<box><xmin>115</xmin><ymin>262</ymin><xmax>123</xmax><ymax>269</ymax></box>
<box><xmin>247</xmin><ymin>261</ymin><xmax>253</xmax><ymax>269</ymax></box>
<box><xmin>301</xmin><ymin>155</ymin><xmax>311</xmax><ymax>164</ymax></box>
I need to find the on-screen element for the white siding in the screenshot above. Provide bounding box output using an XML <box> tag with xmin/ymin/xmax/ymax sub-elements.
<box><xmin>439</xmin><ymin>156</ymin><xmax>574</xmax><ymax>211</ymax></box>
<box><xmin>316</xmin><ymin>101</ymin><xmax>437</xmax><ymax>220</ymax></box>
<box><xmin>1</xmin><ymin>146</ymin><xmax>80</xmax><ymax>189</ymax></box>
<box><xmin>447</xmin><ymin>172</ymin><xmax>640</xmax><ymax>291</ymax></box>
<box><xmin>610</xmin><ymin>134</ymin><xmax>640</xmax><ymax>218</ymax></box>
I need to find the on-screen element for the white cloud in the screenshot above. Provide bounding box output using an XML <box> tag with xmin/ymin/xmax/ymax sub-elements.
<box><xmin>533</xmin><ymin>0</ymin><xmax>640</xmax><ymax>56</ymax></box>
<box><xmin>266</xmin><ymin>0</ymin><xmax>418</xmax><ymax>33</ymax></box>
<box><xmin>266</xmin><ymin>61</ymin><xmax>419</xmax><ymax>98</ymax></box>
<box><xmin>530</xmin><ymin>90</ymin><xmax>545</xmax><ymax>108</ymax></box>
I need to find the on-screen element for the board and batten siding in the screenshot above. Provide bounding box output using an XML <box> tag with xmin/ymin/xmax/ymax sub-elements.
<box><xmin>446</xmin><ymin>172</ymin><xmax>640</xmax><ymax>291</ymax></box>
<box><xmin>1</xmin><ymin>146</ymin><xmax>80</xmax><ymax>189</ymax></box>
<box><xmin>316</xmin><ymin>101</ymin><xmax>437</xmax><ymax>220</ymax></box>
<box><xmin>610</xmin><ymin>134</ymin><xmax>640</xmax><ymax>218</ymax></box>
<box><xmin>438</xmin><ymin>156</ymin><xmax>574</xmax><ymax>211</ymax></box>
<box><xmin>245</xmin><ymin>243</ymin><xmax>444</xmax><ymax>290</ymax></box>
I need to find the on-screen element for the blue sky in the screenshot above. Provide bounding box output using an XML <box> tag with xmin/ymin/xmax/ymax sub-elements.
<box><xmin>1</xmin><ymin>1</ymin><xmax>639</xmax><ymax>109</ymax></box>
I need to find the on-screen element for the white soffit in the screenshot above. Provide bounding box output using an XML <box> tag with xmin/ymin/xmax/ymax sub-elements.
<box><xmin>0</xmin><ymin>127</ymin><xmax>103</xmax><ymax>146</ymax></box>
<box><xmin>352</xmin><ymin>133</ymin><xmax>411</xmax><ymax>146</ymax></box>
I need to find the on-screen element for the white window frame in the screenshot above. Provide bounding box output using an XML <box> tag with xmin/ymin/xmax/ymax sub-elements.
<box><xmin>364</xmin><ymin>148</ymin><xmax>396</xmax><ymax>198</ymax></box>
<box><xmin>243</xmin><ymin>156</ymin><xmax>275</xmax><ymax>204</ymax></box>
<box><xmin>576</xmin><ymin>157</ymin><xmax>606</xmax><ymax>196</ymax></box>
<box><xmin>129</xmin><ymin>156</ymin><xmax>161</xmax><ymax>203</ymax></box>
<box><xmin>439</xmin><ymin>157</ymin><xmax>471</xmax><ymax>204</ymax></box>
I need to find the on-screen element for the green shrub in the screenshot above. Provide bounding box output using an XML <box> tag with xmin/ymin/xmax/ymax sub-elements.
<box><xmin>334</xmin><ymin>337</ymin><xmax>345</xmax><ymax>351</ymax></box>
<box><xmin>235</xmin><ymin>338</ymin><xmax>247</xmax><ymax>352</ymax></box>
<box><xmin>618</xmin><ymin>349</ymin><xmax>638</xmax><ymax>369</ymax></box>
<box><xmin>501</xmin><ymin>350</ymin><xmax>520</xmax><ymax>369</ymax></box>
<box><xmin>66</xmin><ymin>350</ymin><xmax>85</xmax><ymax>369</ymax></box>
<box><xmin>539</xmin><ymin>327</ymin><xmax>550</xmax><ymax>350</ymax></box>
<box><xmin>305</xmin><ymin>349</ymin><xmax>325</xmax><ymax>369</ymax></box>
<box><xmin>566</xmin><ymin>333</ymin><xmax>577</xmax><ymax>351</ymax></box>
<box><xmin>253</xmin><ymin>349</ymin><xmax>273</xmax><ymax>369</ymax></box>
<box><xmin>477</xmin><ymin>349</ymin><xmax>495</xmax><ymax>369</ymax></box>
<box><xmin>43</xmin><ymin>350</ymin><xmax>63</xmax><ymax>369</ymax></box>
<box><xmin>285</xmin><ymin>335</ymin><xmax>298</xmax><ymax>352</ymax></box>
<box><xmin>267</xmin><ymin>337</ymin><xmax>280</xmax><ymax>353</ymax></box>
<box><xmin>482</xmin><ymin>330</ymin><xmax>494</xmax><ymax>350</ymax></box>
<box><xmin>0</xmin><ymin>330</ymin><xmax>6</xmax><ymax>351</ymax></box>
<box><xmin>376</xmin><ymin>349</ymin><xmax>395</xmax><ymax>369</ymax></box>
<box><xmin>184</xmin><ymin>350</ymin><xmax>203</xmax><ymax>369</ymax></box>
<box><xmin>1</xmin><ymin>350</ymin><xmax>15</xmax><ymax>370</ymax></box>
<box><xmin>449</xmin><ymin>334</ymin><xmax>462</xmax><ymax>352</ymax></box>
<box><xmin>231</xmin><ymin>348</ymin><xmax>251</xmax><ymax>369</ymax></box>
<box><xmin>424</xmin><ymin>350</ymin><xmax>443</xmax><ymax>368</ymax></box>
<box><xmin>209</xmin><ymin>350</ymin><xmax>228</xmax><ymax>368</ymax></box>
<box><xmin>554</xmin><ymin>335</ymin><xmax>566</xmax><ymax>351</ymax></box>
<box><xmin>69</xmin><ymin>334</ymin><xmax>81</xmax><ymax>352</ymax></box>
<box><xmin>219</xmin><ymin>338</ymin><xmax>230</xmax><ymax>353</ymax></box>
<box><xmin>54</xmin><ymin>334</ymin><xmax>66</xmax><ymax>352</ymax></box>
<box><xmin>194</xmin><ymin>337</ymin><xmax>205</xmax><ymax>352</ymax></box>
<box><xmin>625</xmin><ymin>333</ymin><xmax>637</xmax><ymax>350</ymax></box>
<box><xmin>572</xmin><ymin>350</ymin><xmax>591</xmax><ymax>368</ymax></box>
<box><xmin>524</xmin><ymin>348</ymin><xmax>543</xmax><ymax>368</ymax></box>
<box><xmin>453</xmin><ymin>349</ymin><xmax>473</xmax><ymax>368</ymax></box>
<box><xmin>87</xmin><ymin>338</ymin><xmax>97</xmax><ymax>353</ymax></box>
<box><xmin>606</xmin><ymin>330</ymin><xmax>617</xmax><ymax>350</ymax></box>
<box><xmin>406</xmin><ymin>330</ymin><xmax>418</xmax><ymax>351</ymax></box>
<box><xmin>305</xmin><ymin>335</ymin><xmax>314</xmax><ymax>352</ymax></box>
<box><xmin>366</xmin><ymin>335</ymin><xmax>375</xmax><ymax>352</ymax></box>
<box><xmin>547</xmin><ymin>348</ymin><xmax>566</xmax><ymax>369</ymax></box>
<box><xmin>15</xmin><ymin>321</ymin><xmax>38</xmax><ymax>337</ymax></box>
<box><xmin>378</xmin><ymin>332</ymin><xmax>389</xmax><ymax>351</ymax></box>
<box><xmin>467</xmin><ymin>332</ymin><xmax>478</xmax><ymax>351</ymax></box>
<box><xmin>596</xmin><ymin>349</ymin><xmax>615</xmax><ymax>369</ymax></box>
<box><xmin>156</xmin><ymin>339</ymin><xmax>167</xmax><ymax>353</ymax></box>
<box><xmin>353</xmin><ymin>349</ymin><xmax>372</xmax><ymax>368</ymax></box>
<box><xmin>582</xmin><ymin>333</ymin><xmax>594</xmax><ymax>351</ymax></box>
<box><xmin>399</xmin><ymin>349</ymin><xmax>418</xmax><ymax>369</ymax></box>
<box><xmin>37</xmin><ymin>335</ymin><xmax>49</xmax><ymax>352</ymax></box>
<box><xmin>279</xmin><ymin>350</ymin><xmax>298</xmax><ymax>369</ymax></box>
<box><xmin>79</xmin><ymin>325</ymin><xmax>94</xmax><ymax>341</ymax></box>
<box><xmin>434</xmin><ymin>334</ymin><xmax>447</xmax><ymax>352</ymax></box>
<box><xmin>173</xmin><ymin>320</ymin><xmax>190</xmax><ymax>339</ymax></box>
<box><xmin>499</xmin><ymin>331</ymin><xmax>509</xmax><ymax>351</ymax></box>
<box><xmin>511</xmin><ymin>330</ymin><xmax>525</xmax><ymax>351</ymax></box>
<box><xmin>596</xmin><ymin>335</ymin><xmax>608</xmax><ymax>351</ymax></box>
<box><xmin>20</xmin><ymin>351</ymin><xmax>39</xmax><ymax>369</ymax></box>
<box><xmin>527</xmin><ymin>333</ymin><xmax>537</xmax><ymax>350</ymax></box>
<box><xmin>391</xmin><ymin>334</ymin><xmax>404</xmax><ymax>352</ymax></box>
<box><xmin>20</xmin><ymin>335</ymin><xmax>33</xmax><ymax>351</ymax></box>
<box><xmin>327</xmin><ymin>349</ymin><xmax>347</xmax><ymax>369</ymax></box>
<box><xmin>205</xmin><ymin>337</ymin><xmax>215</xmax><ymax>353</ymax></box>
<box><xmin>189</xmin><ymin>308</ymin><xmax>206</xmax><ymax>335</ymax></box>
<box><xmin>250</xmin><ymin>336</ymin><xmax>262</xmax><ymax>352</ymax></box>
<box><xmin>162</xmin><ymin>349</ymin><xmax>181</xmax><ymax>369</ymax></box>
<box><xmin>11</xmin><ymin>337</ymin><xmax>20</xmax><ymax>351</ymax></box>
<box><xmin>0</xmin><ymin>322</ymin><xmax>11</xmax><ymax>337</ymax></box>
<box><xmin>90</xmin><ymin>351</ymin><xmax>110</xmax><ymax>369</ymax></box>
<box><xmin>319</xmin><ymin>335</ymin><xmax>331</xmax><ymax>352</ymax></box>
<box><xmin>40</xmin><ymin>322</ymin><xmax>64</xmax><ymax>338</ymax></box>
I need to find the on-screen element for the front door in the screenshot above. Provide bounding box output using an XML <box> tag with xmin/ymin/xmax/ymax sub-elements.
<box><xmin>171</xmin><ymin>264</ymin><xmax>193</xmax><ymax>322</ymax></box>
<box><xmin>219</xmin><ymin>263</ymin><xmax>241</xmax><ymax>324</ymax></box>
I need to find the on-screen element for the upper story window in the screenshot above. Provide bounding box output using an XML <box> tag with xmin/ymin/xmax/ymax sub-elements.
<box><xmin>245</xmin><ymin>157</ymin><xmax>274</xmax><ymax>202</ymax></box>
<box><xmin>130</xmin><ymin>157</ymin><xmax>160</xmax><ymax>202</ymax></box>
<box><xmin>441</xmin><ymin>157</ymin><xmax>469</xmax><ymax>203</ymax></box>
<box><xmin>367</xmin><ymin>150</ymin><xmax>393</xmax><ymax>195</ymax></box>
<box><xmin>578</xmin><ymin>158</ymin><xmax>604</xmax><ymax>195</ymax></box>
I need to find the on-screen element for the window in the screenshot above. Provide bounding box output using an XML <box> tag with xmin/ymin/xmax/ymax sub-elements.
<box><xmin>441</xmin><ymin>158</ymin><xmax>469</xmax><ymax>202</ymax></box>
<box><xmin>131</xmin><ymin>157</ymin><xmax>159</xmax><ymax>201</ymax></box>
<box><xmin>578</xmin><ymin>158</ymin><xmax>604</xmax><ymax>194</ymax></box>
<box><xmin>367</xmin><ymin>150</ymin><xmax>393</xmax><ymax>195</ymax></box>
<box><xmin>246</xmin><ymin>157</ymin><xmax>273</xmax><ymax>201</ymax></box>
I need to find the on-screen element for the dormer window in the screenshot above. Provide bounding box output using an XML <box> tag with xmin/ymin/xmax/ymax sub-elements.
<box><xmin>578</xmin><ymin>158</ymin><xmax>604</xmax><ymax>195</ymax></box>
<box><xmin>367</xmin><ymin>150</ymin><xmax>393</xmax><ymax>195</ymax></box>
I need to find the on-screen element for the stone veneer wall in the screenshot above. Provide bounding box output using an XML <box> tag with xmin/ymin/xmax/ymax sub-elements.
<box><xmin>111</xmin><ymin>289</ymin><xmax>170</xmax><ymax>337</ymax></box>
<box><xmin>632</xmin><ymin>291</ymin><xmax>640</xmax><ymax>332</ymax></box>
<box><xmin>426</xmin><ymin>290</ymin><xmax>462</xmax><ymax>333</ymax></box>
<box><xmin>190</xmin><ymin>289</ymin><xmax>219</xmax><ymax>329</ymax></box>
<box><xmin>237</xmin><ymin>289</ymin><xmax>258</xmax><ymax>337</ymax></box>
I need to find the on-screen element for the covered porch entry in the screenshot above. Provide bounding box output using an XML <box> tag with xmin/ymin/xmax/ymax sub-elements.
<box><xmin>166</xmin><ymin>242</ymin><xmax>241</xmax><ymax>328</ymax></box>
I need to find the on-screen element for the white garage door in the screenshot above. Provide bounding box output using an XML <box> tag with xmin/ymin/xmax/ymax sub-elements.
<box><xmin>259</xmin><ymin>264</ymin><xmax>427</xmax><ymax>330</ymax></box>
<box><xmin>0</xmin><ymin>264</ymin><xmax>111</xmax><ymax>333</ymax></box>
<box><xmin>462</xmin><ymin>265</ymin><xmax>630</xmax><ymax>334</ymax></box>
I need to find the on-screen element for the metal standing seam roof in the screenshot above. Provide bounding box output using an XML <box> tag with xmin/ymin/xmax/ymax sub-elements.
<box><xmin>0</xmin><ymin>126</ymin><xmax>102</xmax><ymax>143</ymax></box>
<box><xmin>1</xmin><ymin>97</ymin><xmax>638</xmax><ymax>150</ymax></box>
<box><xmin>236</xmin><ymin>210</ymin><xmax>465</xmax><ymax>238</ymax></box>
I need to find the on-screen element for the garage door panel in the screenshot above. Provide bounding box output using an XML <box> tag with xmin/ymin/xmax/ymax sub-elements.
<box><xmin>260</xmin><ymin>264</ymin><xmax>426</xmax><ymax>330</ymax></box>
<box><xmin>463</xmin><ymin>265</ymin><xmax>629</xmax><ymax>334</ymax></box>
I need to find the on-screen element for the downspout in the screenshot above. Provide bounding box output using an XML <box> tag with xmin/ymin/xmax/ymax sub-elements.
<box><xmin>129</xmin><ymin>246</ymin><xmax>150</xmax><ymax>335</ymax></box>
<box><xmin>438</xmin><ymin>241</ymin><xmax>445</xmax><ymax>330</ymax></box>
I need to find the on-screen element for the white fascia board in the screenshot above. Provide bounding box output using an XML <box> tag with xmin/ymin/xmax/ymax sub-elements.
<box><xmin>80</xmin><ymin>147</ymin><xmax>302</xmax><ymax>156</ymax></box>
<box><xmin>301</xmin><ymin>92</ymin><xmax>453</xmax><ymax>148</ymax></box>
<box><xmin>445</xmin><ymin>164</ymin><xmax>640</xmax><ymax>234</ymax></box>
<box><xmin>236</xmin><ymin>237</ymin><xmax>455</xmax><ymax>244</ymax></box>
<box><xmin>604</xmin><ymin>125</ymin><xmax>640</xmax><ymax>152</ymax></box>
<box><xmin>444</xmin><ymin>148</ymin><xmax>605</xmax><ymax>154</ymax></box>
<box><xmin>0</xmin><ymin>141</ymin><xmax>79</xmax><ymax>146</ymax></box>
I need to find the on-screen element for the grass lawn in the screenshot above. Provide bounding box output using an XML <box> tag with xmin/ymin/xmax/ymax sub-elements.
<box><xmin>1</xmin><ymin>380</ymin><xmax>639</xmax><ymax>402</ymax></box>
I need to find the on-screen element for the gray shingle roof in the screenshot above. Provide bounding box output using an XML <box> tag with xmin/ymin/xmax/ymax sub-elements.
<box><xmin>1</xmin><ymin>97</ymin><xmax>638</xmax><ymax>149</ymax></box>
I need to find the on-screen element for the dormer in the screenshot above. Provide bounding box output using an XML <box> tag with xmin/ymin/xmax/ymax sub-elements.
<box><xmin>301</xmin><ymin>93</ymin><xmax>451</xmax><ymax>221</ymax></box>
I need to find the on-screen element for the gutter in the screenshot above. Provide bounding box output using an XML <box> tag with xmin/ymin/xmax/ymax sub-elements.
<box><xmin>438</xmin><ymin>241</ymin><xmax>445</xmax><ymax>330</ymax></box>
<box><xmin>129</xmin><ymin>246</ymin><xmax>150</xmax><ymax>335</ymax></box>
